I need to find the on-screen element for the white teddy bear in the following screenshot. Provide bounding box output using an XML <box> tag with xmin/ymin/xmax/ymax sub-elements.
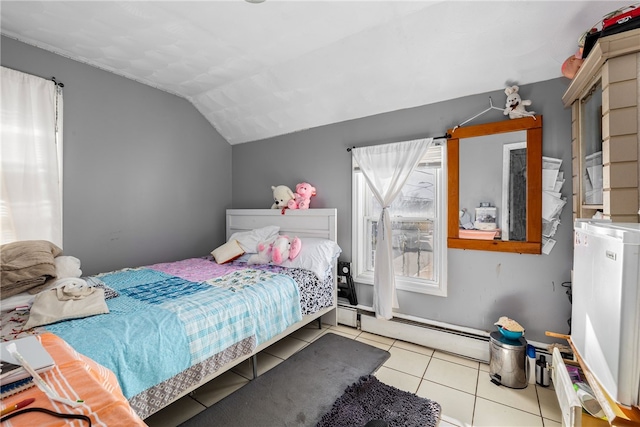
<box><xmin>247</xmin><ymin>235</ymin><xmax>301</xmax><ymax>266</ymax></box>
<box><xmin>271</xmin><ymin>185</ymin><xmax>295</xmax><ymax>210</ymax></box>
<box><xmin>503</xmin><ymin>85</ymin><xmax>535</xmax><ymax>119</ymax></box>
<box><xmin>247</xmin><ymin>240</ymin><xmax>273</xmax><ymax>265</ymax></box>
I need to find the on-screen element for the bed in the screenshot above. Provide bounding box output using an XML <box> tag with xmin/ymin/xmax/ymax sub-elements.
<box><xmin>0</xmin><ymin>209</ymin><xmax>339</xmax><ymax>420</ymax></box>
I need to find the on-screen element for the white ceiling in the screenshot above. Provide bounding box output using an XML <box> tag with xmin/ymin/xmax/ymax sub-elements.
<box><xmin>0</xmin><ymin>1</ymin><xmax>629</xmax><ymax>144</ymax></box>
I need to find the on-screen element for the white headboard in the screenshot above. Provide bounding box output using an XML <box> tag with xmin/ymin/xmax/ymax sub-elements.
<box><xmin>226</xmin><ymin>209</ymin><xmax>337</xmax><ymax>242</ymax></box>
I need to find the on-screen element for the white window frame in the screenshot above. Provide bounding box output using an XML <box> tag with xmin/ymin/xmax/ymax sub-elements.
<box><xmin>352</xmin><ymin>143</ymin><xmax>447</xmax><ymax>297</ymax></box>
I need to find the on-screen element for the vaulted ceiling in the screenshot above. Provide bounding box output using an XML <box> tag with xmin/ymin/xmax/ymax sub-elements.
<box><xmin>0</xmin><ymin>1</ymin><xmax>628</xmax><ymax>144</ymax></box>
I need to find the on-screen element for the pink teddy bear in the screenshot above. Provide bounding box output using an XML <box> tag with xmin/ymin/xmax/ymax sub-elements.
<box><xmin>287</xmin><ymin>182</ymin><xmax>317</xmax><ymax>210</ymax></box>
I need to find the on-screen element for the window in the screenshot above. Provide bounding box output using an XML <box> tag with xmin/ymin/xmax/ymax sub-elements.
<box><xmin>1</xmin><ymin>67</ymin><xmax>63</xmax><ymax>247</ymax></box>
<box><xmin>352</xmin><ymin>143</ymin><xmax>447</xmax><ymax>296</ymax></box>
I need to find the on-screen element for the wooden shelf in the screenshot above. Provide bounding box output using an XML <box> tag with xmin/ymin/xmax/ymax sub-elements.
<box><xmin>564</xmin><ymin>28</ymin><xmax>640</xmax><ymax>223</ymax></box>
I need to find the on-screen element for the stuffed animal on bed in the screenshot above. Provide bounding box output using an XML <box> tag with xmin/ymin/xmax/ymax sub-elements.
<box><xmin>247</xmin><ymin>235</ymin><xmax>301</xmax><ymax>265</ymax></box>
<box><xmin>272</xmin><ymin>235</ymin><xmax>302</xmax><ymax>264</ymax></box>
<box><xmin>271</xmin><ymin>185</ymin><xmax>295</xmax><ymax>210</ymax></box>
<box><xmin>287</xmin><ymin>182</ymin><xmax>317</xmax><ymax>210</ymax></box>
<box><xmin>503</xmin><ymin>85</ymin><xmax>535</xmax><ymax>119</ymax></box>
<box><xmin>247</xmin><ymin>240</ymin><xmax>273</xmax><ymax>265</ymax></box>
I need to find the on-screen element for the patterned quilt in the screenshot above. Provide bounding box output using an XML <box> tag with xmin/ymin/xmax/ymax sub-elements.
<box><xmin>43</xmin><ymin>259</ymin><xmax>302</xmax><ymax>400</ymax></box>
<box><xmin>0</xmin><ymin>257</ymin><xmax>334</xmax><ymax>418</ymax></box>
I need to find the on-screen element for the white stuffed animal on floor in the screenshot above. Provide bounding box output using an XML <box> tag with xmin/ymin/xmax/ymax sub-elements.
<box><xmin>503</xmin><ymin>85</ymin><xmax>535</xmax><ymax>119</ymax></box>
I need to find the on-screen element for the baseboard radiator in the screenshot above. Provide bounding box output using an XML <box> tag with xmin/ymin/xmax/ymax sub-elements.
<box><xmin>359</xmin><ymin>311</ymin><xmax>491</xmax><ymax>363</ymax></box>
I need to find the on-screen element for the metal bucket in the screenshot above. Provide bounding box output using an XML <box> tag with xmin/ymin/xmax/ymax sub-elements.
<box><xmin>489</xmin><ymin>331</ymin><xmax>527</xmax><ymax>389</ymax></box>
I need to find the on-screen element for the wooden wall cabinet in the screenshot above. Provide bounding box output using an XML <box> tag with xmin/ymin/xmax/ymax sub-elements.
<box><xmin>563</xmin><ymin>29</ymin><xmax>640</xmax><ymax>222</ymax></box>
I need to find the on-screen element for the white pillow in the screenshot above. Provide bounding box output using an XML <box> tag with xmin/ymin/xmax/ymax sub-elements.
<box><xmin>211</xmin><ymin>239</ymin><xmax>245</xmax><ymax>264</ymax></box>
<box><xmin>55</xmin><ymin>255</ymin><xmax>82</xmax><ymax>278</ymax></box>
<box><xmin>280</xmin><ymin>238</ymin><xmax>342</xmax><ymax>279</ymax></box>
<box><xmin>229</xmin><ymin>226</ymin><xmax>280</xmax><ymax>253</ymax></box>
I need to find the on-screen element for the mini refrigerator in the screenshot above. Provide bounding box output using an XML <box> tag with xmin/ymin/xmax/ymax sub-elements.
<box><xmin>572</xmin><ymin>220</ymin><xmax>640</xmax><ymax>407</ymax></box>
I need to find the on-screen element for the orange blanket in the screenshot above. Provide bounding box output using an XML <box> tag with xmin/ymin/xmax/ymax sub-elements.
<box><xmin>0</xmin><ymin>333</ymin><xmax>146</xmax><ymax>427</ymax></box>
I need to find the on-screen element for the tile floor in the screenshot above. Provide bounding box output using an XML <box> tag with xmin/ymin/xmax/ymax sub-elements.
<box><xmin>145</xmin><ymin>323</ymin><xmax>563</xmax><ymax>427</ymax></box>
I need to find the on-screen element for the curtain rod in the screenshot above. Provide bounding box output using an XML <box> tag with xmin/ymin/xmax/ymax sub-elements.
<box><xmin>1</xmin><ymin>67</ymin><xmax>65</xmax><ymax>88</ymax></box>
<box><xmin>346</xmin><ymin>133</ymin><xmax>451</xmax><ymax>152</ymax></box>
<box><xmin>51</xmin><ymin>77</ymin><xmax>64</xmax><ymax>88</ymax></box>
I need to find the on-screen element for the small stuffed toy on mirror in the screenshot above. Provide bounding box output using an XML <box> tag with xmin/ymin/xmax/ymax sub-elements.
<box><xmin>503</xmin><ymin>85</ymin><xmax>535</xmax><ymax>119</ymax></box>
<box><xmin>271</xmin><ymin>185</ymin><xmax>295</xmax><ymax>210</ymax></box>
<box><xmin>288</xmin><ymin>182</ymin><xmax>317</xmax><ymax>210</ymax></box>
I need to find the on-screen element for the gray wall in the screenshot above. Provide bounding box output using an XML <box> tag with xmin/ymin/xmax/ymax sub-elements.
<box><xmin>1</xmin><ymin>36</ymin><xmax>573</xmax><ymax>342</ymax></box>
<box><xmin>1</xmin><ymin>37</ymin><xmax>232</xmax><ymax>275</ymax></box>
<box><xmin>232</xmin><ymin>79</ymin><xmax>574</xmax><ymax>343</ymax></box>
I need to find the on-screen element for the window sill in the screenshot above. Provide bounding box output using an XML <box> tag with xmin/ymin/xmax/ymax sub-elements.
<box><xmin>355</xmin><ymin>272</ymin><xmax>447</xmax><ymax>297</ymax></box>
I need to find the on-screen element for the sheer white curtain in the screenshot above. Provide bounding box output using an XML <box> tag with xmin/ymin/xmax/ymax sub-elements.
<box><xmin>352</xmin><ymin>138</ymin><xmax>433</xmax><ymax>319</ymax></box>
<box><xmin>1</xmin><ymin>66</ymin><xmax>63</xmax><ymax>247</ymax></box>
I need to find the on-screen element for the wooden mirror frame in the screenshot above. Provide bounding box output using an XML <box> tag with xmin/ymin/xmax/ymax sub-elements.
<box><xmin>447</xmin><ymin>116</ymin><xmax>543</xmax><ymax>254</ymax></box>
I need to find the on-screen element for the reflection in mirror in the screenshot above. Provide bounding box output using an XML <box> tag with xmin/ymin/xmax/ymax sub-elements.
<box><xmin>447</xmin><ymin>116</ymin><xmax>542</xmax><ymax>254</ymax></box>
<box><xmin>502</xmin><ymin>141</ymin><xmax>527</xmax><ymax>241</ymax></box>
<box><xmin>459</xmin><ymin>131</ymin><xmax>527</xmax><ymax>242</ymax></box>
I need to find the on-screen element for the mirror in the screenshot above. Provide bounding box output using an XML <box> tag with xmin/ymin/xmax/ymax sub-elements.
<box><xmin>447</xmin><ymin>116</ymin><xmax>542</xmax><ymax>253</ymax></box>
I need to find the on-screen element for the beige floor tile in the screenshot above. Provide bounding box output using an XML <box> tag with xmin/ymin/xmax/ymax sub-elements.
<box><xmin>476</xmin><ymin>371</ymin><xmax>540</xmax><ymax>416</ymax></box>
<box><xmin>231</xmin><ymin>352</ymin><xmax>283</xmax><ymax>380</ymax></box>
<box><xmin>417</xmin><ymin>380</ymin><xmax>474</xmax><ymax>426</ymax></box>
<box><xmin>263</xmin><ymin>336</ymin><xmax>307</xmax><ymax>359</ymax></box>
<box><xmin>437</xmin><ymin>417</ymin><xmax>464</xmax><ymax>427</ymax></box>
<box><xmin>543</xmin><ymin>418</ymin><xmax>562</xmax><ymax>427</ymax></box>
<box><xmin>190</xmin><ymin>370</ymin><xmax>249</xmax><ymax>407</ymax></box>
<box><xmin>358</xmin><ymin>331</ymin><xmax>395</xmax><ymax>346</ymax></box>
<box><xmin>537</xmin><ymin>385</ymin><xmax>562</xmax><ymax>422</ymax></box>
<box><xmin>480</xmin><ymin>362</ymin><xmax>490</xmax><ymax>372</ymax></box>
<box><xmin>374</xmin><ymin>366</ymin><xmax>421</xmax><ymax>393</ymax></box>
<box><xmin>356</xmin><ymin>336</ymin><xmax>392</xmax><ymax>351</ymax></box>
<box><xmin>328</xmin><ymin>324</ymin><xmax>361</xmax><ymax>337</ymax></box>
<box><xmin>384</xmin><ymin>346</ymin><xmax>431</xmax><ymax>378</ymax></box>
<box><xmin>432</xmin><ymin>350</ymin><xmax>480</xmax><ymax>370</ymax></box>
<box><xmin>473</xmin><ymin>397</ymin><xmax>544</xmax><ymax>426</ymax></box>
<box><xmin>290</xmin><ymin>323</ymin><xmax>326</xmax><ymax>342</ymax></box>
<box><xmin>314</xmin><ymin>329</ymin><xmax>357</xmax><ymax>341</ymax></box>
<box><xmin>392</xmin><ymin>339</ymin><xmax>435</xmax><ymax>356</ymax></box>
<box><xmin>144</xmin><ymin>395</ymin><xmax>205</xmax><ymax>427</ymax></box>
<box><xmin>423</xmin><ymin>357</ymin><xmax>478</xmax><ymax>395</ymax></box>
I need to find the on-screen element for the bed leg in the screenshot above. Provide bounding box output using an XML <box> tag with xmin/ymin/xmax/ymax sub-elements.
<box><xmin>251</xmin><ymin>354</ymin><xmax>258</xmax><ymax>379</ymax></box>
<box><xmin>317</xmin><ymin>318</ymin><xmax>322</xmax><ymax>329</ymax></box>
